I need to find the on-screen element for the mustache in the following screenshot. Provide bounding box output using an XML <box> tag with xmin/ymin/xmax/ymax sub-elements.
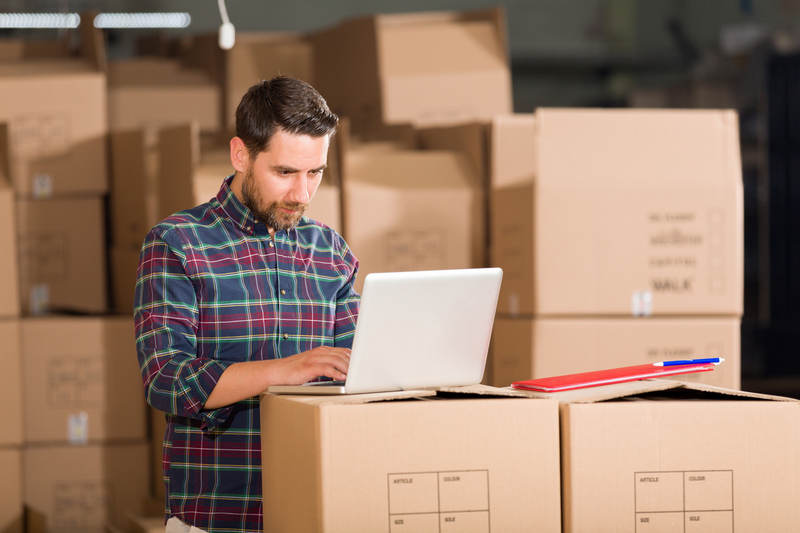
<box><xmin>271</xmin><ymin>201</ymin><xmax>309</xmax><ymax>211</ymax></box>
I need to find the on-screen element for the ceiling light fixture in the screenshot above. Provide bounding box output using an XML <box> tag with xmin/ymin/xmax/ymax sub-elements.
<box><xmin>0</xmin><ymin>13</ymin><xmax>80</xmax><ymax>28</ymax></box>
<box><xmin>93</xmin><ymin>12</ymin><xmax>191</xmax><ymax>29</ymax></box>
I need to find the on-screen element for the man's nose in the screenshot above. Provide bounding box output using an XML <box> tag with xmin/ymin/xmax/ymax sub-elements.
<box><xmin>286</xmin><ymin>175</ymin><xmax>310</xmax><ymax>204</ymax></box>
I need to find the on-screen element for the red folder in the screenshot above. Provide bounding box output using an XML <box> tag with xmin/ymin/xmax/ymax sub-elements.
<box><xmin>511</xmin><ymin>363</ymin><xmax>716</xmax><ymax>392</ymax></box>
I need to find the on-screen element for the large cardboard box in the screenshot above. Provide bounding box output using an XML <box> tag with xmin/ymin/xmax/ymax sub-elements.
<box><xmin>0</xmin><ymin>63</ymin><xmax>107</xmax><ymax>196</ymax></box>
<box><xmin>149</xmin><ymin>406</ymin><xmax>167</xmax><ymax>501</ymax></box>
<box><xmin>260</xmin><ymin>386</ymin><xmax>561</xmax><ymax>532</ymax></box>
<box><xmin>521</xmin><ymin>380</ymin><xmax>800</xmax><ymax>533</ymax></box>
<box><xmin>490</xmin><ymin>316</ymin><xmax>741</xmax><ymax>390</ymax></box>
<box><xmin>492</xmin><ymin>109</ymin><xmax>744</xmax><ymax>317</ymax></box>
<box><xmin>0</xmin><ymin>447</ymin><xmax>23</xmax><ymax>533</ymax></box>
<box><xmin>311</xmin><ymin>8</ymin><xmax>512</xmax><ymax>136</ymax></box>
<box><xmin>343</xmin><ymin>143</ymin><xmax>481</xmax><ymax>294</ymax></box>
<box><xmin>0</xmin><ymin>319</ymin><xmax>23</xmax><ymax>447</ymax></box>
<box><xmin>107</xmin><ymin>58</ymin><xmax>220</xmax><ymax>133</ymax></box>
<box><xmin>16</xmin><ymin>195</ymin><xmax>107</xmax><ymax>314</ymax></box>
<box><xmin>0</xmin><ymin>177</ymin><xmax>20</xmax><ymax>317</ymax></box>
<box><xmin>24</xmin><ymin>442</ymin><xmax>150</xmax><ymax>533</ymax></box>
<box><xmin>21</xmin><ymin>316</ymin><xmax>146</xmax><ymax>444</ymax></box>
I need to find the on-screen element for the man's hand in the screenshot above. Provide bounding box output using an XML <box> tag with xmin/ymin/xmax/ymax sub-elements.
<box><xmin>274</xmin><ymin>346</ymin><xmax>350</xmax><ymax>385</ymax></box>
<box><xmin>203</xmin><ymin>346</ymin><xmax>350</xmax><ymax>409</ymax></box>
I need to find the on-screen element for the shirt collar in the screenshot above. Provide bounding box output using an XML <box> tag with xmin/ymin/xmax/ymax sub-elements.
<box><xmin>216</xmin><ymin>174</ymin><xmax>258</xmax><ymax>234</ymax></box>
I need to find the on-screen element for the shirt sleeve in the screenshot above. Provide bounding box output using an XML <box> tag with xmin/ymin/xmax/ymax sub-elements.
<box><xmin>134</xmin><ymin>225</ymin><xmax>234</xmax><ymax>430</ymax></box>
<box><xmin>332</xmin><ymin>234</ymin><xmax>361</xmax><ymax>349</ymax></box>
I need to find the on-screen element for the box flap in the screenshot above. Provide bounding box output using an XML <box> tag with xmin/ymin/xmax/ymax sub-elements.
<box><xmin>435</xmin><ymin>383</ymin><xmax>538</xmax><ymax>398</ymax></box>
<box><xmin>261</xmin><ymin>389</ymin><xmax>437</xmax><ymax>406</ymax></box>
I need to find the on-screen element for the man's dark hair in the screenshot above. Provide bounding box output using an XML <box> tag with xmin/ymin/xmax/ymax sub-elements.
<box><xmin>235</xmin><ymin>75</ymin><xmax>339</xmax><ymax>155</ymax></box>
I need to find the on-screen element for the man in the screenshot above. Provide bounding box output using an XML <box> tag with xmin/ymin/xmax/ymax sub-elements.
<box><xmin>134</xmin><ymin>76</ymin><xmax>359</xmax><ymax>533</ymax></box>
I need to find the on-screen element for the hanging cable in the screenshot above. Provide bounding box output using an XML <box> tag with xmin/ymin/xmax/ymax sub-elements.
<box><xmin>218</xmin><ymin>0</ymin><xmax>235</xmax><ymax>50</ymax></box>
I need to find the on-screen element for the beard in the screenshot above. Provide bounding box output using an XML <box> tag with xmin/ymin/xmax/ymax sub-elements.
<box><xmin>240</xmin><ymin>167</ymin><xmax>309</xmax><ymax>232</ymax></box>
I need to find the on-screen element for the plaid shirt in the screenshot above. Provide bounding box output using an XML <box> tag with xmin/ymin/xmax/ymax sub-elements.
<box><xmin>134</xmin><ymin>175</ymin><xmax>360</xmax><ymax>533</ymax></box>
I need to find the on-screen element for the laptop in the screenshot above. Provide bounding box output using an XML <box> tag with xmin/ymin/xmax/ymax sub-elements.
<box><xmin>267</xmin><ymin>267</ymin><xmax>503</xmax><ymax>395</ymax></box>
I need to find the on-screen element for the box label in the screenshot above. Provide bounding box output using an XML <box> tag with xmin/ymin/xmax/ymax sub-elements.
<box><xmin>635</xmin><ymin>470</ymin><xmax>733</xmax><ymax>532</ymax></box>
<box><xmin>388</xmin><ymin>470</ymin><xmax>490</xmax><ymax>532</ymax></box>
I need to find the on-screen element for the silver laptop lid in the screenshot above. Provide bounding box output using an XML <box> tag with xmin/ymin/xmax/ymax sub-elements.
<box><xmin>343</xmin><ymin>267</ymin><xmax>503</xmax><ymax>394</ymax></box>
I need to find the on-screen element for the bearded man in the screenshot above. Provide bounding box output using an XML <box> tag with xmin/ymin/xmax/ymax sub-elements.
<box><xmin>134</xmin><ymin>76</ymin><xmax>359</xmax><ymax>533</ymax></box>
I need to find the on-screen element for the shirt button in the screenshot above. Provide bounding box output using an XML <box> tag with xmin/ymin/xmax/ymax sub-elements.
<box><xmin>282</xmin><ymin>333</ymin><xmax>288</xmax><ymax>340</ymax></box>
<box><xmin>246</xmin><ymin>226</ymin><xmax>251</xmax><ymax>231</ymax></box>
<box><xmin>268</xmin><ymin>241</ymin><xmax>274</xmax><ymax>248</ymax></box>
<box><xmin>280</xmin><ymin>289</ymin><xmax>286</xmax><ymax>295</ymax></box>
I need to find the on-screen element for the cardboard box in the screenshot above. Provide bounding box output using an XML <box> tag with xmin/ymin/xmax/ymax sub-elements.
<box><xmin>21</xmin><ymin>316</ymin><xmax>147</xmax><ymax>444</ymax></box>
<box><xmin>489</xmin><ymin>114</ymin><xmax>536</xmax><ymax>189</ymax></box>
<box><xmin>342</xmin><ymin>143</ymin><xmax>481</xmax><ymax>294</ymax></box>
<box><xmin>107</xmin><ymin>58</ymin><xmax>220</xmax><ymax>133</ymax></box>
<box><xmin>0</xmin><ymin>319</ymin><xmax>23</xmax><ymax>447</ymax></box>
<box><xmin>16</xmin><ymin>195</ymin><xmax>107</xmax><ymax>315</ymax></box>
<box><xmin>311</xmin><ymin>8</ymin><xmax>512</xmax><ymax>136</ymax></box>
<box><xmin>109</xmin><ymin>128</ymin><xmax>159</xmax><ymax>251</ymax></box>
<box><xmin>492</xmin><ymin>109</ymin><xmax>744</xmax><ymax>316</ymax></box>
<box><xmin>0</xmin><ymin>176</ymin><xmax>20</xmax><ymax>317</ymax></box>
<box><xmin>260</xmin><ymin>385</ymin><xmax>561</xmax><ymax>533</ymax></box>
<box><xmin>23</xmin><ymin>441</ymin><xmax>150</xmax><ymax>533</ymax></box>
<box><xmin>416</xmin><ymin>122</ymin><xmax>489</xmax><ymax>269</ymax></box>
<box><xmin>490</xmin><ymin>316</ymin><xmax>741</xmax><ymax>390</ymax></box>
<box><xmin>219</xmin><ymin>33</ymin><xmax>314</xmax><ymax>132</ymax></box>
<box><xmin>520</xmin><ymin>380</ymin><xmax>800</xmax><ymax>533</ymax></box>
<box><xmin>0</xmin><ymin>447</ymin><xmax>23</xmax><ymax>533</ymax></box>
<box><xmin>0</xmin><ymin>64</ymin><xmax>107</xmax><ymax>196</ymax></box>
<box><xmin>109</xmin><ymin>245</ymin><xmax>141</xmax><ymax>316</ymax></box>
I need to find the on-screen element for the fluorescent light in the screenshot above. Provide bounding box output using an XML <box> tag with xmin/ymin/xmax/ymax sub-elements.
<box><xmin>93</xmin><ymin>12</ymin><xmax>191</xmax><ymax>29</ymax></box>
<box><xmin>0</xmin><ymin>13</ymin><xmax>80</xmax><ymax>28</ymax></box>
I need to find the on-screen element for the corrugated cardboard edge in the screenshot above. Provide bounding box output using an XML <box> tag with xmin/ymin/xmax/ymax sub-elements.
<box><xmin>508</xmin><ymin>379</ymin><xmax>800</xmax><ymax>404</ymax></box>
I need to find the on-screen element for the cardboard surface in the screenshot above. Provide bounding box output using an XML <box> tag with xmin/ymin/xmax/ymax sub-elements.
<box><xmin>0</xmin><ymin>68</ymin><xmax>107</xmax><ymax>196</ymax></box>
<box><xmin>526</xmin><ymin>381</ymin><xmax>800</xmax><ymax>533</ymax></box>
<box><xmin>260</xmin><ymin>386</ymin><xmax>561</xmax><ymax>532</ymax></box>
<box><xmin>490</xmin><ymin>316</ymin><xmax>741</xmax><ymax>390</ymax></box>
<box><xmin>107</xmin><ymin>58</ymin><xmax>220</xmax><ymax>133</ymax></box>
<box><xmin>311</xmin><ymin>8</ymin><xmax>512</xmax><ymax>136</ymax></box>
<box><xmin>109</xmin><ymin>129</ymin><xmax>156</xmax><ymax>251</ymax></box>
<box><xmin>0</xmin><ymin>447</ymin><xmax>23</xmax><ymax>533</ymax></box>
<box><xmin>23</xmin><ymin>442</ymin><xmax>150</xmax><ymax>533</ymax></box>
<box><xmin>20</xmin><ymin>316</ymin><xmax>147</xmax><ymax>444</ymax></box>
<box><xmin>0</xmin><ymin>320</ymin><xmax>22</xmax><ymax>447</ymax></box>
<box><xmin>0</xmin><ymin>177</ymin><xmax>20</xmax><ymax>317</ymax></box>
<box><xmin>492</xmin><ymin>108</ymin><xmax>744</xmax><ymax>316</ymax></box>
<box><xmin>489</xmin><ymin>113</ymin><xmax>536</xmax><ymax>189</ymax></box>
<box><xmin>16</xmin><ymin>195</ymin><xmax>108</xmax><ymax>315</ymax></box>
<box><xmin>343</xmin><ymin>143</ymin><xmax>481</xmax><ymax>294</ymax></box>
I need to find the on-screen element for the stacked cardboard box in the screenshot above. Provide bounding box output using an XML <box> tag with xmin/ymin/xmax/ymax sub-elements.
<box><xmin>21</xmin><ymin>316</ymin><xmax>150</xmax><ymax>533</ymax></box>
<box><xmin>260</xmin><ymin>386</ymin><xmax>562</xmax><ymax>532</ymax></box>
<box><xmin>489</xmin><ymin>109</ymin><xmax>744</xmax><ymax>390</ymax></box>
<box><xmin>310</xmin><ymin>8</ymin><xmax>512</xmax><ymax>139</ymax></box>
<box><xmin>0</xmin><ymin>52</ymin><xmax>109</xmax><ymax>315</ymax></box>
<box><xmin>516</xmin><ymin>379</ymin><xmax>800</xmax><ymax>532</ymax></box>
<box><xmin>0</xmin><ymin>319</ymin><xmax>23</xmax><ymax>533</ymax></box>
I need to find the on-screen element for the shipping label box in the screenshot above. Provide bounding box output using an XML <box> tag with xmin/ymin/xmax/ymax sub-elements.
<box><xmin>343</xmin><ymin>144</ymin><xmax>481</xmax><ymax>294</ymax></box>
<box><xmin>521</xmin><ymin>380</ymin><xmax>800</xmax><ymax>533</ymax></box>
<box><xmin>311</xmin><ymin>8</ymin><xmax>512</xmax><ymax>136</ymax></box>
<box><xmin>260</xmin><ymin>386</ymin><xmax>561</xmax><ymax>533</ymax></box>
<box><xmin>21</xmin><ymin>316</ymin><xmax>146</xmax><ymax>444</ymax></box>
<box><xmin>491</xmin><ymin>316</ymin><xmax>741</xmax><ymax>390</ymax></box>
<box><xmin>107</xmin><ymin>58</ymin><xmax>220</xmax><ymax>134</ymax></box>
<box><xmin>492</xmin><ymin>108</ymin><xmax>744</xmax><ymax>317</ymax></box>
<box><xmin>0</xmin><ymin>447</ymin><xmax>23</xmax><ymax>533</ymax></box>
<box><xmin>0</xmin><ymin>175</ymin><xmax>20</xmax><ymax>317</ymax></box>
<box><xmin>0</xmin><ymin>63</ymin><xmax>107</xmax><ymax>196</ymax></box>
<box><xmin>0</xmin><ymin>319</ymin><xmax>22</xmax><ymax>447</ymax></box>
<box><xmin>16</xmin><ymin>195</ymin><xmax>107</xmax><ymax>314</ymax></box>
<box><xmin>24</xmin><ymin>442</ymin><xmax>150</xmax><ymax>533</ymax></box>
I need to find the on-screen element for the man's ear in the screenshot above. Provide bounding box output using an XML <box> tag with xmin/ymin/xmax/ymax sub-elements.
<box><xmin>230</xmin><ymin>136</ymin><xmax>248</xmax><ymax>173</ymax></box>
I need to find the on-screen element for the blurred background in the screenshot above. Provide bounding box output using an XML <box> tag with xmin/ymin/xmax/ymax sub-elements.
<box><xmin>2</xmin><ymin>2</ymin><xmax>800</xmax><ymax>532</ymax></box>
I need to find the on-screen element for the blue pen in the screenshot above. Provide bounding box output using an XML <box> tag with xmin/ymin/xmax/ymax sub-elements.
<box><xmin>653</xmin><ymin>358</ymin><xmax>724</xmax><ymax>367</ymax></box>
